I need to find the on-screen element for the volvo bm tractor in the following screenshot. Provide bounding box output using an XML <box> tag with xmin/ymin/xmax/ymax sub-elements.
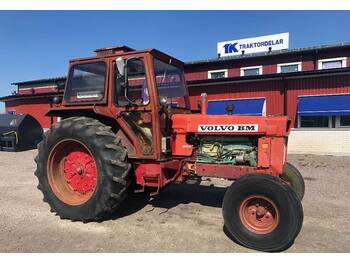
<box><xmin>34</xmin><ymin>46</ymin><xmax>305</xmax><ymax>252</ymax></box>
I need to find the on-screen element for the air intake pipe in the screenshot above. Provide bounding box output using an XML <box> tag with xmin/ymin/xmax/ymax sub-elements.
<box><xmin>200</xmin><ymin>93</ymin><xmax>208</xmax><ymax>115</ymax></box>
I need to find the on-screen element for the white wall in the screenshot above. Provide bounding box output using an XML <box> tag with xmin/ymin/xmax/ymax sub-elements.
<box><xmin>288</xmin><ymin>129</ymin><xmax>350</xmax><ymax>156</ymax></box>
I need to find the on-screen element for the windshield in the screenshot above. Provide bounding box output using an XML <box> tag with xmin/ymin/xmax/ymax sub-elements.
<box><xmin>153</xmin><ymin>58</ymin><xmax>189</xmax><ymax>109</ymax></box>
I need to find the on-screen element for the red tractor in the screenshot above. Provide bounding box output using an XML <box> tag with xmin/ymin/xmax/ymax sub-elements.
<box><xmin>35</xmin><ymin>46</ymin><xmax>304</xmax><ymax>252</ymax></box>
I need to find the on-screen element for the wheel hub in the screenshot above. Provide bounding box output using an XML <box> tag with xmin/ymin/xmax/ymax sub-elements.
<box><xmin>76</xmin><ymin>166</ymin><xmax>84</xmax><ymax>176</ymax></box>
<box><xmin>239</xmin><ymin>195</ymin><xmax>279</xmax><ymax>234</ymax></box>
<box><xmin>256</xmin><ymin>205</ymin><xmax>267</xmax><ymax>217</ymax></box>
<box><xmin>64</xmin><ymin>150</ymin><xmax>97</xmax><ymax>194</ymax></box>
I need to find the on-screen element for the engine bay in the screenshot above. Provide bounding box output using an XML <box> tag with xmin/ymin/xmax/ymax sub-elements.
<box><xmin>195</xmin><ymin>135</ymin><xmax>257</xmax><ymax>166</ymax></box>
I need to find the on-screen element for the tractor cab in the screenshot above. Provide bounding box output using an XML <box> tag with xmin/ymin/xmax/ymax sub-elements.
<box><xmin>50</xmin><ymin>46</ymin><xmax>191</xmax><ymax>160</ymax></box>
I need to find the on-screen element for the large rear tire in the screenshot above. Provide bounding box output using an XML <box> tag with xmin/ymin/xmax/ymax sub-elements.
<box><xmin>281</xmin><ymin>162</ymin><xmax>305</xmax><ymax>201</ymax></box>
<box><xmin>34</xmin><ymin>117</ymin><xmax>131</xmax><ymax>222</ymax></box>
<box><xmin>222</xmin><ymin>174</ymin><xmax>303</xmax><ymax>252</ymax></box>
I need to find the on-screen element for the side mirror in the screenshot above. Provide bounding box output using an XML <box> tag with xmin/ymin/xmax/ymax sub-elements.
<box><xmin>116</xmin><ymin>57</ymin><xmax>126</xmax><ymax>76</ymax></box>
<box><xmin>116</xmin><ymin>57</ymin><xmax>128</xmax><ymax>91</ymax></box>
<box><xmin>116</xmin><ymin>57</ymin><xmax>136</xmax><ymax>106</ymax></box>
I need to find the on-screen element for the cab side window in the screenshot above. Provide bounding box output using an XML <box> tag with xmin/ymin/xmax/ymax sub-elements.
<box><xmin>115</xmin><ymin>58</ymin><xmax>150</xmax><ymax>106</ymax></box>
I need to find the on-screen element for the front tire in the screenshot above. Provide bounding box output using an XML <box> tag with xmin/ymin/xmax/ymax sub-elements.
<box><xmin>281</xmin><ymin>162</ymin><xmax>305</xmax><ymax>200</ymax></box>
<box><xmin>222</xmin><ymin>174</ymin><xmax>303</xmax><ymax>252</ymax></box>
<box><xmin>34</xmin><ymin>117</ymin><xmax>131</xmax><ymax>222</ymax></box>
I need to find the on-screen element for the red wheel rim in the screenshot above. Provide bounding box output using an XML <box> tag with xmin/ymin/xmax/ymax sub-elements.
<box><xmin>47</xmin><ymin>139</ymin><xmax>98</xmax><ymax>205</ymax></box>
<box><xmin>239</xmin><ymin>195</ymin><xmax>279</xmax><ymax>234</ymax></box>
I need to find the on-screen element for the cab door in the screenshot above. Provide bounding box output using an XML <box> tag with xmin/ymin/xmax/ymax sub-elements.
<box><xmin>110</xmin><ymin>55</ymin><xmax>161</xmax><ymax>160</ymax></box>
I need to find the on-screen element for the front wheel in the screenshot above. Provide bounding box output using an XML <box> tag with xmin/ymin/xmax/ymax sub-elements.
<box><xmin>281</xmin><ymin>162</ymin><xmax>305</xmax><ymax>200</ymax></box>
<box><xmin>222</xmin><ymin>174</ymin><xmax>303</xmax><ymax>252</ymax></box>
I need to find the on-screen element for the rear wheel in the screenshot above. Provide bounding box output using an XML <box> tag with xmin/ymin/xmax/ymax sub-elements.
<box><xmin>222</xmin><ymin>174</ymin><xmax>303</xmax><ymax>252</ymax></box>
<box><xmin>281</xmin><ymin>162</ymin><xmax>305</xmax><ymax>200</ymax></box>
<box><xmin>35</xmin><ymin>117</ymin><xmax>131</xmax><ymax>222</ymax></box>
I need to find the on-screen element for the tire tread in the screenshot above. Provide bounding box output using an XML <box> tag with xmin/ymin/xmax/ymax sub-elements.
<box><xmin>34</xmin><ymin>116</ymin><xmax>131</xmax><ymax>222</ymax></box>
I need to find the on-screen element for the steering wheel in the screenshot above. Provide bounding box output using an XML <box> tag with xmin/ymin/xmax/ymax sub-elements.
<box><xmin>133</xmin><ymin>98</ymin><xmax>144</xmax><ymax>105</ymax></box>
<box><xmin>127</xmin><ymin>97</ymin><xmax>144</xmax><ymax>106</ymax></box>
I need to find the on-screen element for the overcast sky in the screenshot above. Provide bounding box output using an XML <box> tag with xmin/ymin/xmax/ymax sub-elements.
<box><xmin>1</xmin><ymin>10</ymin><xmax>350</xmax><ymax>112</ymax></box>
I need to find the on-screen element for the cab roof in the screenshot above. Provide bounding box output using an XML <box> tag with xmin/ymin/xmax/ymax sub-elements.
<box><xmin>69</xmin><ymin>45</ymin><xmax>184</xmax><ymax>66</ymax></box>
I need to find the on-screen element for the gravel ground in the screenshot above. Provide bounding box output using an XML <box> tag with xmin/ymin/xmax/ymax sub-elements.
<box><xmin>0</xmin><ymin>150</ymin><xmax>349</xmax><ymax>252</ymax></box>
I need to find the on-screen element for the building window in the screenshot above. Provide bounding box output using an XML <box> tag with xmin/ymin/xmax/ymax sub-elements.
<box><xmin>318</xmin><ymin>57</ymin><xmax>347</xmax><ymax>70</ymax></box>
<box><xmin>297</xmin><ymin>94</ymin><xmax>350</xmax><ymax>128</ymax></box>
<box><xmin>207</xmin><ymin>98</ymin><xmax>266</xmax><ymax>116</ymax></box>
<box><xmin>208</xmin><ymin>69</ymin><xmax>228</xmax><ymax>79</ymax></box>
<box><xmin>240</xmin><ymin>66</ymin><xmax>262</xmax><ymax>76</ymax></box>
<box><xmin>336</xmin><ymin>115</ymin><xmax>350</xmax><ymax>127</ymax></box>
<box><xmin>298</xmin><ymin>116</ymin><xmax>331</xmax><ymax>128</ymax></box>
<box><xmin>277</xmin><ymin>62</ymin><xmax>302</xmax><ymax>73</ymax></box>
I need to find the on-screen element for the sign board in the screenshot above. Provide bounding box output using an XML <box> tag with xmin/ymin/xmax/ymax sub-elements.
<box><xmin>217</xmin><ymin>32</ymin><xmax>289</xmax><ymax>57</ymax></box>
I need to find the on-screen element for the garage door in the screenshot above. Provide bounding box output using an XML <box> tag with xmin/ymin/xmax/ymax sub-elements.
<box><xmin>207</xmin><ymin>98</ymin><xmax>266</xmax><ymax>115</ymax></box>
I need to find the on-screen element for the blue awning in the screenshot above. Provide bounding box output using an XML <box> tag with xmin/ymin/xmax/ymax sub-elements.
<box><xmin>298</xmin><ymin>94</ymin><xmax>350</xmax><ymax>116</ymax></box>
<box><xmin>207</xmin><ymin>98</ymin><xmax>265</xmax><ymax>115</ymax></box>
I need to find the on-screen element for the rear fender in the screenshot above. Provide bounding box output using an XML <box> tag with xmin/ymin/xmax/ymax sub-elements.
<box><xmin>46</xmin><ymin>108</ymin><xmax>137</xmax><ymax>158</ymax></box>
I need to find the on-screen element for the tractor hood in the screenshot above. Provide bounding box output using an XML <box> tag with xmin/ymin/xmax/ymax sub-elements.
<box><xmin>172</xmin><ymin>114</ymin><xmax>292</xmax><ymax>137</ymax></box>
